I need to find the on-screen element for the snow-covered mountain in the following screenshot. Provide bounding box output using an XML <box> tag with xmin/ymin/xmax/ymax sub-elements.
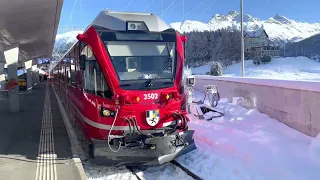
<box><xmin>170</xmin><ymin>10</ymin><xmax>320</xmax><ymax>45</ymax></box>
<box><xmin>54</xmin><ymin>11</ymin><xmax>320</xmax><ymax>54</ymax></box>
<box><xmin>54</xmin><ymin>30</ymin><xmax>83</xmax><ymax>48</ymax></box>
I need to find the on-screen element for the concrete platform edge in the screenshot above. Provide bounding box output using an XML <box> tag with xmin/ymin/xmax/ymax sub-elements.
<box><xmin>51</xmin><ymin>84</ymin><xmax>87</xmax><ymax>180</ymax></box>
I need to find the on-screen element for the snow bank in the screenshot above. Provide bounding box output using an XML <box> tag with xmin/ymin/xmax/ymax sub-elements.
<box><xmin>84</xmin><ymin>164</ymin><xmax>136</xmax><ymax>180</ymax></box>
<box><xmin>174</xmin><ymin>91</ymin><xmax>320</xmax><ymax>180</ymax></box>
<box><xmin>193</xmin><ymin>74</ymin><xmax>320</xmax><ymax>93</ymax></box>
<box><xmin>84</xmin><ymin>89</ymin><xmax>320</xmax><ymax>180</ymax></box>
<box><xmin>309</xmin><ymin>133</ymin><xmax>320</xmax><ymax>165</ymax></box>
<box><xmin>192</xmin><ymin>57</ymin><xmax>320</xmax><ymax>82</ymax></box>
<box><xmin>136</xmin><ymin>163</ymin><xmax>193</xmax><ymax>180</ymax></box>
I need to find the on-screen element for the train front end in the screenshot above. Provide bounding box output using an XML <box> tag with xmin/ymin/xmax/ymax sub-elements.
<box><xmin>78</xmin><ymin>11</ymin><xmax>196</xmax><ymax>166</ymax></box>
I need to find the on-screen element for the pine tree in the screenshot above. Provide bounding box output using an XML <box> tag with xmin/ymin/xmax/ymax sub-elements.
<box><xmin>210</xmin><ymin>61</ymin><xmax>223</xmax><ymax>76</ymax></box>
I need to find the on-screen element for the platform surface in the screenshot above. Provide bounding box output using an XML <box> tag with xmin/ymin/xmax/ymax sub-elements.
<box><xmin>0</xmin><ymin>82</ymin><xmax>86</xmax><ymax>180</ymax></box>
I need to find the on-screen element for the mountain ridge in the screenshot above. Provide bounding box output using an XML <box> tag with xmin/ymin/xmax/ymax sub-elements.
<box><xmin>169</xmin><ymin>10</ymin><xmax>320</xmax><ymax>45</ymax></box>
<box><xmin>54</xmin><ymin>11</ymin><xmax>320</xmax><ymax>56</ymax></box>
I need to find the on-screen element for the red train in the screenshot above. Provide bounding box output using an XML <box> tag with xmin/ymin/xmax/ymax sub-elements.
<box><xmin>52</xmin><ymin>10</ymin><xmax>196</xmax><ymax>166</ymax></box>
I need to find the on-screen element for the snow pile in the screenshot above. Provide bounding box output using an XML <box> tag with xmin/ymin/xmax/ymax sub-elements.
<box><xmin>84</xmin><ymin>164</ymin><xmax>136</xmax><ymax>180</ymax></box>
<box><xmin>173</xmin><ymin>91</ymin><xmax>320</xmax><ymax>180</ymax></box>
<box><xmin>170</xmin><ymin>10</ymin><xmax>320</xmax><ymax>44</ymax></box>
<box><xmin>309</xmin><ymin>133</ymin><xmax>320</xmax><ymax>165</ymax></box>
<box><xmin>135</xmin><ymin>163</ymin><xmax>193</xmax><ymax>180</ymax></box>
<box><xmin>192</xmin><ymin>57</ymin><xmax>320</xmax><ymax>81</ymax></box>
<box><xmin>183</xmin><ymin>66</ymin><xmax>192</xmax><ymax>78</ymax></box>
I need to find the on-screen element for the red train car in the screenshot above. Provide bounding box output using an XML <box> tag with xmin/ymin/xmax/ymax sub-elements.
<box><xmin>52</xmin><ymin>10</ymin><xmax>196</xmax><ymax>166</ymax></box>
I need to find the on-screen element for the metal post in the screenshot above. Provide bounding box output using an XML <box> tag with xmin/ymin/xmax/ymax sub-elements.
<box><xmin>240</xmin><ymin>0</ymin><xmax>245</xmax><ymax>77</ymax></box>
<box><xmin>187</xmin><ymin>87</ymin><xmax>193</xmax><ymax>114</ymax></box>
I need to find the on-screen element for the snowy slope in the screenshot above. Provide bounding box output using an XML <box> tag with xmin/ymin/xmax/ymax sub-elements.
<box><xmin>54</xmin><ymin>30</ymin><xmax>83</xmax><ymax>48</ymax></box>
<box><xmin>170</xmin><ymin>11</ymin><xmax>320</xmax><ymax>44</ymax></box>
<box><xmin>173</xmin><ymin>91</ymin><xmax>320</xmax><ymax>180</ymax></box>
<box><xmin>192</xmin><ymin>57</ymin><xmax>320</xmax><ymax>81</ymax></box>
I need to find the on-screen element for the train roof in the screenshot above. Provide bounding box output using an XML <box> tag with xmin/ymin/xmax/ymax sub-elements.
<box><xmin>89</xmin><ymin>9</ymin><xmax>170</xmax><ymax>32</ymax></box>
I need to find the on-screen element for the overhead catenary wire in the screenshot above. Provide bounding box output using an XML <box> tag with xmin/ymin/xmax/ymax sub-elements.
<box><xmin>162</xmin><ymin>0</ymin><xmax>184</xmax><ymax>18</ymax></box>
<box><xmin>181</xmin><ymin>0</ymin><xmax>206</xmax><ymax>20</ymax></box>
<box><xmin>122</xmin><ymin>0</ymin><xmax>136</xmax><ymax>11</ymax></box>
<box><xmin>161</xmin><ymin>0</ymin><xmax>179</xmax><ymax>18</ymax></box>
<box><xmin>54</xmin><ymin>0</ymin><xmax>78</xmax><ymax>59</ymax></box>
<box><xmin>51</xmin><ymin>0</ymin><xmax>79</xmax><ymax>71</ymax></box>
<box><xmin>144</xmin><ymin>0</ymin><xmax>156</xmax><ymax>11</ymax></box>
<box><xmin>196</xmin><ymin>0</ymin><xmax>218</xmax><ymax>19</ymax></box>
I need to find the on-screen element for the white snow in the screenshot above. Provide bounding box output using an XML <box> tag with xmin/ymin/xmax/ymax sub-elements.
<box><xmin>81</xmin><ymin>89</ymin><xmax>320</xmax><ymax>180</ymax></box>
<box><xmin>173</xmin><ymin>91</ymin><xmax>320</xmax><ymax>180</ymax></box>
<box><xmin>309</xmin><ymin>133</ymin><xmax>320</xmax><ymax>166</ymax></box>
<box><xmin>192</xmin><ymin>56</ymin><xmax>320</xmax><ymax>82</ymax></box>
<box><xmin>54</xmin><ymin>30</ymin><xmax>84</xmax><ymax>47</ymax></box>
<box><xmin>170</xmin><ymin>11</ymin><xmax>320</xmax><ymax>44</ymax></box>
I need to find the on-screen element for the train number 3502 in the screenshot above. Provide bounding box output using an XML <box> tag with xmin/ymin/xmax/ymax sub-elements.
<box><xmin>143</xmin><ymin>93</ymin><xmax>158</xmax><ymax>100</ymax></box>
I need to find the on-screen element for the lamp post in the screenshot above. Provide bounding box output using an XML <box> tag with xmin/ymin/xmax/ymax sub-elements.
<box><xmin>240</xmin><ymin>0</ymin><xmax>245</xmax><ymax>77</ymax></box>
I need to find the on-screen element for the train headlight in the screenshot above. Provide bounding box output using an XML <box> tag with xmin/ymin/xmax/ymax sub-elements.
<box><xmin>102</xmin><ymin>109</ymin><xmax>111</xmax><ymax>116</ymax></box>
<box><xmin>166</xmin><ymin>94</ymin><xmax>170</xmax><ymax>100</ymax></box>
<box><xmin>127</xmin><ymin>21</ymin><xmax>148</xmax><ymax>31</ymax></box>
<box><xmin>100</xmin><ymin>107</ymin><xmax>115</xmax><ymax>117</ymax></box>
<box><xmin>130</xmin><ymin>23</ymin><xmax>136</xmax><ymax>30</ymax></box>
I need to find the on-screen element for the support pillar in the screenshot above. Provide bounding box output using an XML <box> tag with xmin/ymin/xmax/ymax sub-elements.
<box><xmin>24</xmin><ymin>60</ymin><xmax>33</xmax><ymax>91</ymax></box>
<box><xmin>31</xmin><ymin>65</ymin><xmax>37</xmax><ymax>86</ymax></box>
<box><xmin>0</xmin><ymin>62</ymin><xmax>5</xmax><ymax>91</ymax></box>
<box><xmin>0</xmin><ymin>45</ymin><xmax>6</xmax><ymax>91</ymax></box>
<box><xmin>3</xmin><ymin>43</ymin><xmax>20</xmax><ymax>112</ymax></box>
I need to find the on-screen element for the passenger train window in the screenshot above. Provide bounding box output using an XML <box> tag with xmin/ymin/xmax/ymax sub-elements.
<box><xmin>80</xmin><ymin>43</ymin><xmax>112</xmax><ymax>98</ymax></box>
<box><xmin>69</xmin><ymin>48</ymin><xmax>76</xmax><ymax>86</ymax></box>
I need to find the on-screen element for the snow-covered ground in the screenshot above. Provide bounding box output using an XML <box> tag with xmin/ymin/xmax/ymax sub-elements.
<box><xmin>192</xmin><ymin>57</ymin><xmax>320</xmax><ymax>81</ymax></box>
<box><xmin>174</xmin><ymin>91</ymin><xmax>320</xmax><ymax>180</ymax></box>
<box><xmin>84</xmin><ymin>90</ymin><xmax>320</xmax><ymax>180</ymax></box>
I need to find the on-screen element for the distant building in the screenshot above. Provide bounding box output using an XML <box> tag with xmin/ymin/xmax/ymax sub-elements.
<box><xmin>244</xmin><ymin>29</ymin><xmax>280</xmax><ymax>57</ymax></box>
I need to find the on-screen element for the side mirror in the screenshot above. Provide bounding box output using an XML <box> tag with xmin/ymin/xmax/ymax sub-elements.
<box><xmin>77</xmin><ymin>33</ymin><xmax>86</xmax><ymax>41</ymax></box>
<box><xmin>186</xmin><ymin>76</ymin><xmax>195</xmax><ymax>87</ymax></box>
<box><xmin>79</xmin><ymin>55</ymin><xmax>86</xmax><ymax>70</ymax></box>
<box><xmin>180</xmin><ymin>35</ymin><xmax>187</xmax><ymax>43</ymax></box>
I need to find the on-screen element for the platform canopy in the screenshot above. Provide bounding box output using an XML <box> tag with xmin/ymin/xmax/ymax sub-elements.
<box><xmin>0</xmin><ymin>0</ymin><xmax>63</xmax><ymax>64</ymax></box>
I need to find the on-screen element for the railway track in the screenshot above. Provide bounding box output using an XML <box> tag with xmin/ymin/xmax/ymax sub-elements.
<box><xmin>126</xmin><ymin>166</ymin><xmax>142</xmax><ymax>180</ymax></box>
<box><xmin>171</xmin><ymin>160</ymin><xmax>203</xmax><ymax>180</ymax></box>
<box><xmin>126</xmin><ymin>161</ymin><xmax>202</xmax><ymax>180</ymax></box>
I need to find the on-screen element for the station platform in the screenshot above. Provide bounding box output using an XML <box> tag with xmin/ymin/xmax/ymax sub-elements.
<box><xmin>0</xmin><ymin>82</ymin><xmax>86</xmax><ymax>180</ymax></box>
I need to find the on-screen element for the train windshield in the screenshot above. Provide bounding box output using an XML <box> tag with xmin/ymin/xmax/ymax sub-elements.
<box><xmin>99</xmin><ymin>31</ymin><xmax>176</xmax><ymax>89</ymax></box>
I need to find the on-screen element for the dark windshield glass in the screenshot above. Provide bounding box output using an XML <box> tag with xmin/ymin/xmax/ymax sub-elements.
<box><xmin>106</xmin><ymin>41</ymin><xmax>175</xmax><ymax>81</ymax></box>
<box><xmin>98</xmin><ymin>31</ymin><xmax>177</xmax><ymax>88</ymax></box>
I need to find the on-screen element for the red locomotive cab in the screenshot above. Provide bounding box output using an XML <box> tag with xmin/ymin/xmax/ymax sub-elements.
<box><xmin>56</xmin><ymin>10</ymin><xmax>196</xmax><ymax>166</ymax></box>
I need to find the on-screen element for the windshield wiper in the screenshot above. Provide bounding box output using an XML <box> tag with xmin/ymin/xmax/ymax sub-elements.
<box><xmin>147</xmin><ymin>57</ymin><xmax>172</xmax><ymax>87</ymax></box>
<box><xmin>120</xmin><ymin>83</ymin><xmax>133</xmax><ymax>86</ymax></box>
<box><xmin>147</xmin><ymin>43</ymin><xmax>173</xmax><ymax>87</ymax></box>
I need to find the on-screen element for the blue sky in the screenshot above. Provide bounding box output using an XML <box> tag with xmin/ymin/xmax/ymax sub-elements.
<box><xmin>58</xmin><ymin>0</ymin><xmax>320</xmax><ymax>31</ymax></box>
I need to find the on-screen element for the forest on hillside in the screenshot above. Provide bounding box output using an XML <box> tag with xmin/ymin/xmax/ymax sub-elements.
<box><xmin>184</xmin><ymin>29</ymin><xmax>242</xmax><ymax>67</ymax></box>
<box><xmin>53</xmin><ymin>29</ymin><xmax>320</xmax><ymax>68</ymax></box>
<box><xmin>281</xmin><ymin>33</ymin><xmax>320</xmax><ymax>58</ymax></box>
<box><xmin>53</xmin><ymin>29</ymin><xmax>242</xmax><ymax>68</ymax></box>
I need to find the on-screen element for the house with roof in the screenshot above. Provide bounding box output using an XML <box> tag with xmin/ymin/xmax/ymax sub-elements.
<box><xmin>244</xmin><ymin>29</ymin><xmax>280</xmax><ymax>57</ymax></box>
